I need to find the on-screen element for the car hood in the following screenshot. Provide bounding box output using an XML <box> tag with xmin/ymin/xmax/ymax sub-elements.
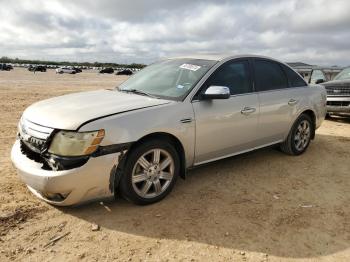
<box><xmin>22</xmin><ymin>89</ymin><xmax>171</xmax><ymax>130</ymax></box>
<box><xmin>322</xmin><ymin>79</ymin><xmax>350</xmax><ymax>87</ymax></box>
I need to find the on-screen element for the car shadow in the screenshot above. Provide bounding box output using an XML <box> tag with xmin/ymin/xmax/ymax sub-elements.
<box><xmin>62</xmin><ymin>133</ymin><xmax>350</xmax><ymax>258</ymax></box>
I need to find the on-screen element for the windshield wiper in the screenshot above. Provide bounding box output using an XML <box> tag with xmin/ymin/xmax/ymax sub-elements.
<box><xmin>119</xmin><ymin>88</ymin><xmax>158</xmax><ymax>99</ymax></box>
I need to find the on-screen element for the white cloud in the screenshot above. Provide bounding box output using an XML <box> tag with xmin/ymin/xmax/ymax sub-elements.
<box><xmin>0</xmin><ymin>0</ymin><xmax>349</xmax><ymax>65</ymax></box>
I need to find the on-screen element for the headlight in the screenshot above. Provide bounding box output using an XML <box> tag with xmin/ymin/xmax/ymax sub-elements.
<box><xmin>48</xmin><ymin>129</ymin><xmax>105</xmax><ymax>156</ymax></box>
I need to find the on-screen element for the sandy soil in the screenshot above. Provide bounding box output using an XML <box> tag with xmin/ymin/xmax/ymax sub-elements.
<box><xmin>0</xmin><ymin>68</ymin><xmax>349</xmax><ymax>261</ymax></box>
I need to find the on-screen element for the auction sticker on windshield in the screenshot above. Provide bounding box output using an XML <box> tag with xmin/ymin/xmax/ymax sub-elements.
<box><xmin>180</xmin><ymin>64</ymin><xmax>201</xmax><ymax>71</ymax></box>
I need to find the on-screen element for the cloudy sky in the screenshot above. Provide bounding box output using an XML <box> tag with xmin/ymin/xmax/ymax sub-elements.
<box><xmin>1</xmin><ymin>0</ymin><xmax>350</xmax><ymax>65</ymax></box>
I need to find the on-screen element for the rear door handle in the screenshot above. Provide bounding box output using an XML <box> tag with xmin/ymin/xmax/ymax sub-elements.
<box><xmin>288</xmin><ymin>99</ymin><xmax>298</xmax><ymax>106</ymax></box>
<box><xmin>241</xmin><ymin>107</ymin><xmax>256</xmax><ymax>115</ymax></box>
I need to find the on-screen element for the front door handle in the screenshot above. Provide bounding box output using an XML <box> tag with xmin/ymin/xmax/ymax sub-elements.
<box><xmin>288</xmin><ymin>99</ymin><xmax>298</xmax><ymax>106</ymax></box>
<box><xmin>241</xmin><ymin>107</ymin><xmax>256</xmax><ymax>115</ymax></box>
<box><xmin>180</xmin><ymin>118</ymin><xmax>193</xmax><ymax>123</ymax></box>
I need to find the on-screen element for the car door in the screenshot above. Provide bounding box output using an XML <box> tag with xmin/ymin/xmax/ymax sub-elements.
<box><xmin>253</xmin><ymin>59</ymin><xmax>307</xmax><ymax>145</ymax></box>
<box><xmin>192</xmin><ymin>59</ymin><xmax>259</xmax><ymax>164</ymax></box>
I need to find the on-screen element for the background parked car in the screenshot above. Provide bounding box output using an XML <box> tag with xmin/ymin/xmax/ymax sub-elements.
<box><xmin>0</xmin><ymin>64</ymin><xmax>13</xmax><ymax>71</ymax></box>
<box><xmin>28</xmin><ymin>65</ymin><xmax>46</xmax><ymax>72</ymax></box>
<box><xmin>72</xmin><ymin>67</ymin><xmax>82</xmax><ymax>73</ymax></box>
<box><xmin>319</xmin><ymin>67</ymin><xmax>350</xmax><ymax>116</ymax></box>
<box><xmin>56</xmin><ymin>67</ymin><xmax>77</xmax><ymax>74</ymax></box>
<box><xmin>99</xmin><ymin>67</ymin><xmax>114</xmax><ymax>74</ymax></box>
<box><xmin>116</xmin><ymin>69</ymin><xmax>133</xmax><ymax>75</ymax></box>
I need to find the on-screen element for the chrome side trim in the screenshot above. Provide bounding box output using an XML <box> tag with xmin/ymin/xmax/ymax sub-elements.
<box><xmin>191</xmin><ymin>87</ymin><xmax>308</xmax><ymax>103</ymax></box>
<box><xmin>191</xmin><ymin>91</ymin><xmax>257</xmax><ymax>103</ymax></box>
<box><xmin>255</xmin><ymin>86</ymin><xmax>308</xmax><ymax>94</ymax></box>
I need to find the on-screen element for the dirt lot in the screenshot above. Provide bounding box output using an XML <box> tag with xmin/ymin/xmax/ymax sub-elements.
<box><xmin>0</xmin><ymin>68</ymin><xmax>349</xmax><ymax>261</ymax></box>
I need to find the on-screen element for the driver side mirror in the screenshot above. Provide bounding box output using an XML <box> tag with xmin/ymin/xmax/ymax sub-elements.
<box><xmin>200</xmin><ymin>86</ymin><xmax>230</xmax><ymax>100</ymax></box>
<box><xmin>315</xmin><ymin>79</ymin><xmax>325</xmax><ymax>84</ymax></box>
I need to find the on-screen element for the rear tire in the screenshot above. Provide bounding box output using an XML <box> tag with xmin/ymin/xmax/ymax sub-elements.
<box><xmin>119</xmin><ymin>139</ymin><xmax>179</xmax><ymax>205</ymax></box>
<box><xmin>280</xmin><ymin>114</ymin><xmax>313</xmax><ymax>155</ymax></box>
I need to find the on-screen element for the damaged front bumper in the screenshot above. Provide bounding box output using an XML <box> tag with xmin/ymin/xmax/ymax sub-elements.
<box><xmin>11</xmin><ymin>139</ymin><xmax>120</xmax><ymax>206</ymax></box>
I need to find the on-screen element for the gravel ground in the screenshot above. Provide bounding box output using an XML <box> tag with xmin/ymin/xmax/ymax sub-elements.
<box><xmin>0</xmin><ymin>68</ymin><xmax>349</xmax><ymax>261</ymax></box>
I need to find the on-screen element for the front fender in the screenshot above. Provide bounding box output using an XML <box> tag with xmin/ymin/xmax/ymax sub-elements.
<box><xmin>78</xmin><ymin>102</ymin><xmax>195</xmax><ymax>168</ymax></box>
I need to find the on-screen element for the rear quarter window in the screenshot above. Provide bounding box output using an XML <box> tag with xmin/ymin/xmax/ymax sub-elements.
<box><xmin>281</xmin><ymin>65</ymin><xmax>307</xmax><ymax>87</ymax></box>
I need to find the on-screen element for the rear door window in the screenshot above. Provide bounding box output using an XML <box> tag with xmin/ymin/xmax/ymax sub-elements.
<box><xmin>254</xmin><ymin>59</ymin><xmax>288</xmax><ymax>91</ymax></box>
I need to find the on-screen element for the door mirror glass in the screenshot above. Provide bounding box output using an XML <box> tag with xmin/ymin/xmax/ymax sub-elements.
<box><xmin>200</xmin><ymin>86</ymin><xmax>230</xmax><ymax>100</ymax></box>
<box><xmin>315</xmin><ymin>79</ymin><xmax>325</xmax><ymax>84</ymax></box>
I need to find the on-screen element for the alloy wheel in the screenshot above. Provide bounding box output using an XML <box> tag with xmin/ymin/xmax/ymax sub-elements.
<box><xmin>131</xmin><ymin>148</ymin><xmax>175</xmax><ymax>199</ymax></box>
<box><xmin>294</xmin><ymin>120</ymin><xmax>311</xmax><ymax>151</ymax></box>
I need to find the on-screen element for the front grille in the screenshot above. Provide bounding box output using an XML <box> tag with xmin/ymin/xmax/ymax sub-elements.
<box><xmin>325</xmin><ymin>86</ymin><xmax>350</xmax><ymax>96</ymax></box>
<box><xmin>327</xmin><ymin>101</ymin><xmax>350</xmax><ymax>107</ymax></box>
<box><xmin>18</xmin><ymin>118</ymin><xmax>54</xmax><ymax>153</ymax></box>
<box><xmin>19</xmin><ymin>118</ymin><xmax>53</xmax><ymax>139</ymax></box>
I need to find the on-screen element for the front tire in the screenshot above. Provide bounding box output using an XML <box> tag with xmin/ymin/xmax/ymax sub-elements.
<box><xmin>119</xmin><ymin>139</ymin><xmax>180</xmax><ymax>205</ymax></box>
<box><xmin>280</xmin><ymin>114</ymin><xmax>313</xmax><ymax>155</ymax></box>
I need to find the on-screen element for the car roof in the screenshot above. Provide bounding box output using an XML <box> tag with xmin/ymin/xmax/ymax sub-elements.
<box><xmin>167</xmin><ymin>54</ymin><xmax>284</xmax><ymax>63</ymax></box>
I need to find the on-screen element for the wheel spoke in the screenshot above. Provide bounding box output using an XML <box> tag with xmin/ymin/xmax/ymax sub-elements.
<box><xmin>132</xmin><ymin>173</ymin><xmax>148</xmax><ymax>183</ymax></box>
<box><xmin>305</xmin><ymin>127</ymin><xmax>310</xmax><ymax>135</ymax></box>
<box><xmin>141</xmin><ymin>180</ymin><xmax>152</xmax><ymax>196</ymax></box>
<box><xmin>153</xmin><ymin>149</ymin><xmax>161</xmax><ymax>164</ymax></box>
<box><xmin>137</xmin><ymin>156</ymin><xmax>151</xmax><ymax>170</ymax></box>
<box><xmin>296</xmin><ymin>140</ymin><xmax>302</xmax><ymax>149</ymax></box>
<box><xmin>159</xmin><ymin>171</ymin><xmax>173</xmax><ymax>181</ymax></box>
<box><xmin>302</xmin><ymin>139</ymin><xmax>307</xmax><ymax>147</ymax></box>
<box><xmin>160</xmin><ymin>157</ymin><xmax>172</xmax><ymax>171</ymax></box>
<box><xmin>153</xmin><ymin>179</ymin><xmax>162</xmax><ymax>194</ymax></box>
<box><xmin>302</xmin><ymin>121</ymin><xmax>306</xmax><ymax>130</ymax></box>
<box><xmin>294</xmin><ymin>134</ymin><xmax>300</xmax><ymax>141</ymax></box>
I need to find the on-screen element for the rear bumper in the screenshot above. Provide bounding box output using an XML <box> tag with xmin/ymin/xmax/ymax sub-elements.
<box><xmin>11</xmin><ymin>140</ymin><xmax>119</xmax><ymax>206</ymax></box>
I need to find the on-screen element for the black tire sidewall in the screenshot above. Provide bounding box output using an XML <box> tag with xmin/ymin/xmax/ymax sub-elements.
<box><xmin>119</xmin><ymin>139</ymin><xmax>180</xmax><ymax>205</ymax></box>
<box><xmin>290</xmin><ymin>114</ymin><xmax>313</xmax><ymax>155</ymax></box>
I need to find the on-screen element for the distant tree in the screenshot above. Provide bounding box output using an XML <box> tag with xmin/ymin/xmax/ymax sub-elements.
<box><xmin>0</xmin><ymin>56</ymin><xmax>11</xmax><ymax>63</ymax></box>
<box><xmin>0</xmin><ymin>56</ymin><xmax>146</xmax><ymax>68</ymax></box>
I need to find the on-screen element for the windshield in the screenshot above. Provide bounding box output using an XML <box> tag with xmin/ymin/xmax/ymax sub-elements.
<box><xmin>118</xmin><ymin>59</ymin><xmax>217</xmax><ymax>100</ymax></box>
<box><xmin>334</xmin><ymin>67</ymin><xmax>350</xmax><ymax>81</ymax></box>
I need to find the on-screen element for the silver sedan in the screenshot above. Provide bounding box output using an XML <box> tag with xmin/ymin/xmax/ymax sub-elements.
<box><xmin>11</xmin><ymin>55</ymin><xmax>327</xmax><ymax>206</ymax></box>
